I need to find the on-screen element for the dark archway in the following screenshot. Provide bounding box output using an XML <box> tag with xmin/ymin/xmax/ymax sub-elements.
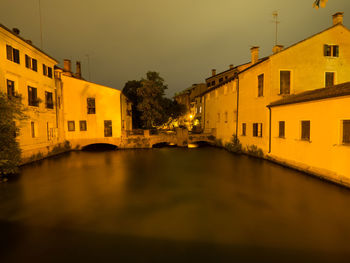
<box><xmin>81</xmin><ymin>143</ymin><xmax>118</xmax><ymax>151</ymax></box>
<box><xmin>189</xmin><ymin>141</ymin><xmax>211</xmax><ymax>148</ymax></box>
<box><xmin>152</xmin><ymin>142</ymin><xmax>177</xmax><ymax>148</ymax></box>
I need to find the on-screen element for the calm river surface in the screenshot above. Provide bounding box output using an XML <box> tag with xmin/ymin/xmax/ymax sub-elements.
<box><xmin>1</xmin><ymin>147</ymin><xmax>350</xmax><ymax>262</ymax></box>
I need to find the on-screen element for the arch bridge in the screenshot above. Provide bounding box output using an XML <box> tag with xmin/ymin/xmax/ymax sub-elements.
<box><xmin>69</xmin><ymin>128</ymin><xmax>215</xmax><ymax>149</ymax></box>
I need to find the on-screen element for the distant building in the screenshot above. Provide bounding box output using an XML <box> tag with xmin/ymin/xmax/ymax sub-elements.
<box><xmin>174</xmin><ymin>83</ymin><xmax>206</xmax><ymax>128</ymax></box>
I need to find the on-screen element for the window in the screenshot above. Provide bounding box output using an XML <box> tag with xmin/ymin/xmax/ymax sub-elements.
<box><xmin>104</xmin><ymin>120</ymin><xmax>112</xmax><ymax>137</ymax></box>
<box><xmin>87</xmin><ymin>98</ymin><xmax>96</xmax><ymax>114</ymax></box>
<box><xmin>279</xmin><ymin>121</ymin><xmax>285</xmax><ymax>138</ymax></box>
<box><xmin>28</xmin><ymin>86</ymin><xmax>38</xmax><ymax>107</ymax></box>
<box><xmin>32</xmin><ymin>59</ymin><xmax>37</xmax><ymax>71</ymax></box>
<box><xmin>25</xmin><ymin>55</ymin><xmax>38</xmax><ymax>71</ymax></box>
<box><xmin>31</xmin><ymin>122</ymin><xmax>35</xmax><ymax>138</ymax></box>
<box><xmin>242</xmin><ymin>123</ymin><xmax>246</xmax><ymax>136</ymax></box>
<box><xmin>342</xmin><ymin>120</ymin><xmax>350</xmax><ymax>144</ymax></box>
<box><xmin>301</xmin><ymin>121</ymin><xmax>310</xmax><ymax>141</ymax></box>
<box><xmin>68</xmin><ymin>121</ymin><xmax>75</xmax><ymax>131</ymax></box>
<box><xmin>45</xmin><ymin>91</ymin><xmax>54</xmax><ymax>109</ymax></box>
<box><xmin>253</xmin><ymin>123</ymin><xmax>263</xmax><ymax>137</ymax></box>
<box><xmin>211</xmin><ymin>81</ymin><xmax>215</xmax><ymax>86</ymax></box>
<box><xmin>6</xmin><ymin>45</ymin><xmax>20</xmax><ymax>64</ymax></box>
<box><xmin>80</xmin><ymin>120</ymin><xmax>87</xmax><ymax>131</ymax></box>
<box><xmin>25</xmin><ymin>55</ymin><xmax>31</xmax><ymax>68</ymax></box>
<box><xmin>280</xmin><ymin>71</ymin><xmax>291</xmax><ymax>95</ymax></box>
<box><xmin>258</xmin><ymin>74</ymin><xmax>264</xmax><ymax>97</ymax></box>
<box><xmin>7</xmin><ymin>80</ymin><xmax>15</xmax><ymax>97</ymax></box>
<box><xmin>224</xmin><ymin>111</ymin><xmax>228</xmax><ymax>123</ymax></box>
<box><xmin>48</xmin><ymin>67</ymin><xmax>53</xmax><ymax>78</ymax></box>
<box><xmin>219</xmin><ymin>78</ymin><xmax>223</xmax><ymax>83</ymax></box>
<box><xmin>325</xmin><ymin>72</ymin><xmax>335</xmax><ymax>87</ymax></box>
<box><xmin>207</xmin><ymin>82</ymin><xmax>210</xmax><ymax>87</ymax></box>
<box><xmin>324</xmin><ymin>44</ymin><xmax>339</xmax><ymax>57</ymax></box>
<box><xmin>43</xmin><ymin>64</ymin><xmax>47</xmax><ymax>76</ymax></box>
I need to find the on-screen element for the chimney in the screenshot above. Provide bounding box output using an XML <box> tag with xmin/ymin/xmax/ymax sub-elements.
<box><xmin>63</xmin><ymin>59</ymin><xmax>71</xmax><ymax>72</ymax></box>
<box><xmin>212</xmin><ymin>69</ymin><xmax>216</xmax><ymax>76</ymax></box>
<box><xmin>12</xmin><ymin>28</ymin><xmax>20</xmax><ymax>35</ymax></box>
<box><xmin>229</xmin><ymin>64</ymin><xmax>234</xmax><ymax>69</ymax></box>
<box><xmin>75</xmin><ymin>61</ymin><xmax>82</xmax><ymax>79</ymax></box>
<box><xmin>25</xmin><ymin>39</ymin><xmax>33</xmax><ymax>45</ymax></box>
<box><xmin>272</xmin><ymin>45</ymin><xmax>284</xmax><ymax>54</ymax></box>
<box><xmin>333</xmin><ymin>12</ymin><xmax>344</xmax><ymax>25</ymax></box>
<box><xmin>251</xmin><ymin>46</ymin><xmax>259</xmax><ymax>64</ymax></box>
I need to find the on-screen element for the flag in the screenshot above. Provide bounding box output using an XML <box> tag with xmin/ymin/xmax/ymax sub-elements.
<box><xmin>313</xmin><ymin>0</ymin><xmax>328</xmax><ymax>9</ymax></box>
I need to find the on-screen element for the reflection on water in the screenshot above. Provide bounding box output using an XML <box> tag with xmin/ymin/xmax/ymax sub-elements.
<box><xmin>1</xmin><ymin>148</ymin><xmax>350</xmax><ymax>262</ymax></box>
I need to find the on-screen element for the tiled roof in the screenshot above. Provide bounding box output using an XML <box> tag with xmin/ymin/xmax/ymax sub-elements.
<box><xmin>0</xmin><ymin>24</ymin><xmax>58</xmax><ymax>63</ymax></box>
<box><xmin>268</xmin><ymin>82</ymin><xmax>350</xmax><ymax>107</ymax></box>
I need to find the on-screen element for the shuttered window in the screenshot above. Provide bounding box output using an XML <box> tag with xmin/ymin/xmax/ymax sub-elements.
<box><xmin>325</xmin><ymin>72</ymin><xmax>335</xmax><ymax>87</ymax></box>
<box><xmin>7</xmin><ymin>80</ymin><xmax>15</xmax><ymax>97</ymax></box>
<box><xmin>279</xmin><ymin>121</ymin><xmax>285</xmax><ymax>138</ymax></box>
<box><xmin>301</xmin><ymin>121</ymin><xmax>310</xmax><ymax>141</ymax></box>
<box><xmin>68</xmin><ymin>121</ymin><xmax>75</xmax><ymax>131</ymax></box>
<box><xmin>87</xmin><ymin>98</ymin><xmax>96</xmax><ymax>114</ymax></box>
<box><xmin>80</xmin><ymin>120</ymin><xmax>87</xmax><ymax>131</ymax></box>
<box><xmin>104</xmin><ymin>120</ymin><xmax>112</xmax><ymax>137</ymax></box>
<box><xmin>343</xmin><ymin>120</ymin><xmax>350</xmax><ymax>144</ymax></box>
<box><xmin>28</xmin><ymin>86</ymin><xmax>38</xmax><ymax>107</ymax></box>
<box><xmin>280</xmin><ymin>71</ymin><xmax>290</xmax><ymax>95</ymax></box>
<box><xmin>324</xmin><ymin>44</ymin><xmax>339</xmax><ymax>57</ymax></box>
<box><xmin>258</xmin><ymin>74</ymin><xmax>264</xmax><ymax>97</ymax></box>
<box><xmin>242</xmin><ymin>123</ymin><xmax>246</xmax><ymax>136</ymax></box>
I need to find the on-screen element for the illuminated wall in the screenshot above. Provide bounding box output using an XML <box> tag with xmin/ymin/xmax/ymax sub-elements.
<box><xmin>0</xmin><ymin>25</ymin><xmax>60</xmax><ymax>159</ymax></box>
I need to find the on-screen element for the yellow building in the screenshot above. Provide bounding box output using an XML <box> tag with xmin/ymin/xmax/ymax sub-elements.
<box><xmin>0</xmin><ymin>24</ymin><xmax>60</xmax><ymax>159</ymax></box>
<box><xmin>0</xmin><ymin>23</ymin><xmax>131</xmax><ymax>160</ymax></box>
<box><xmin>203</xmin><ymin>12</ymin><xmax>350</xmax><ymax>152</ymax></box>
<box><xmin>55</xmin><ymin>60</ymin><xmax>132</xmax><ymax>149</ymax></box>
<box><xmin>268</xmin><ymin>82</ymin><xmax>350</xmax><ymax>184</ymax></box>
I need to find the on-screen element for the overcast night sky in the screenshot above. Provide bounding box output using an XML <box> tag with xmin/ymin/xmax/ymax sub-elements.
<box><xmin>1</xmin><ymin>0</ymin><xmax>349</xmax><ymax>96</ymax></box>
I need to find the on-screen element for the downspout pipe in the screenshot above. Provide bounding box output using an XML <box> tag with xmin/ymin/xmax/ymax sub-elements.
<box><xmin>268</xmin><ymin>106</ymin><xmax>272</xmax><ymax>153</ymax></box>
<box><xmin>235</xmin><ymin>72</ymin><xmax>239</xmax><ymax>137</ymax></box>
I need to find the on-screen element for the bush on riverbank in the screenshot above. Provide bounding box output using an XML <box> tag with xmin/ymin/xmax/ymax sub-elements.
<box><xmin>225</xmin><ymin>135</ymin><xmax>242</xmax><ymax>154</ymax></box>
<box><xmin>245</xmin><ymin>144</ymin><xmax>264</xmax><ymax>158</ymax></box>
<box><xmin>0</xmin><ymin>92</ymin><xmax>26</xmax><ymax>177</ymax></box>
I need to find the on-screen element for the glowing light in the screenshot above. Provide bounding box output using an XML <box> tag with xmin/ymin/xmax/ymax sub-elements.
<box><xmin>188</xmin><ymin>143</ymin><xmax>198</xmax><ymax>148</ymax></box>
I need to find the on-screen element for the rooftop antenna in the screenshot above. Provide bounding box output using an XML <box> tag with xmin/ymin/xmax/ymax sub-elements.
<box><xmin>38</xmin><ymin>0</ymin><xmax>43</xmax><ymax>49</ymax></box>
<box><xmin>272</xmin><ymin>11</ymin><xmax>280</xmax><ymax>46</ymax></box>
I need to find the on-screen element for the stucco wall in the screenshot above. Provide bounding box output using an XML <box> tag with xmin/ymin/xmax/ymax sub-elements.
<box><xmin>0</xmin><ymin>26</ymin><xmax>60</xmax><ymax>159</ymax></box>
<box><xmin>270</xmin><ymin>96</ymin><xmax>350</xmax><ymax>179</ymax></box>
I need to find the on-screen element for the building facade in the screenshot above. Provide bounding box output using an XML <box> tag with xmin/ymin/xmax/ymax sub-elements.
<box><xmin>0</xmin><ymin>24</ymin><xmax>131</xmax><ymax>161</ymax></box>
<box><xmin>0</xmin><ymin>24</ymin><xmax>60</xmax><ymax>159</ymax></box>
<box><xmin>268</xmin><ymin>82</ymin><xmax>350</xmax><ymax>183</ymax></box>
<box><xmin>202</xmin><ymin>12</ymin><xmax>350</xmax><ymax>151</ymax></box>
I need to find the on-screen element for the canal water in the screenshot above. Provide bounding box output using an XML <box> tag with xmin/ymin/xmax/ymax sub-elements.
<box><xmin>1</xmin><ymin>148</ymin><xmax>350</xmax><ymax>262</ymax></box>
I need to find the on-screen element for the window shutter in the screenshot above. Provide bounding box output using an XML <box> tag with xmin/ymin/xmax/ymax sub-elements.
<box><xmin>6</xmin><ymin>45</ymin><xmax>13</xmax><ymax>60</ymax></box>
<box><xmin>334</xmin><ymin>45</ymin><xmax>339</xmax><ymax>57</ymax></box>
<box><xmin>323</xmin><ymin>45</ymin><xmax>328</xmax><ymax>56</ymax></box>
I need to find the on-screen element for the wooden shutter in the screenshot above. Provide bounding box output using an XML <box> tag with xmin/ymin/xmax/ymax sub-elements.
<box><xmin>280</xmin><ymin>71</ymin><xmax>291</xmax><ymax>95</ymax></box>
<box><xmin>343</xmin><ymin>120</ymin><xmax>350</xmax><ymax>144</ymax></box>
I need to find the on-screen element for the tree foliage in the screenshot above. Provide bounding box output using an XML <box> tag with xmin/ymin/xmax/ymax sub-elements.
<box><xmin>0</xmin><ymin>92</ymin><xmax>26</xmax><ymax>176</ymax></box>
<box><xmin>122</xmin><ymin>71</ymin><xmax>184</xmax><ymax>129</ymax></box>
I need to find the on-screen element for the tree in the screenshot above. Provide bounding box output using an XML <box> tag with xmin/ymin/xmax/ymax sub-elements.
<box><xmin>137</xmin><ymin>72</ymin><xmax>167</xmax><ymax>128</ymax></box>
<box><xmin>122</xmin><ymin>80</ymin><xmax>143</xmax><ymax>128</ymax></box>
<box><xmin>0</xmin><ymin>92</ymin><xmax>26</xmax><ymax>176</ymax></box>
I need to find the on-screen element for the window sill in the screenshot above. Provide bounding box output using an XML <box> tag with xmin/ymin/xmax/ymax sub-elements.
<box><xmin>299</xmin><ymin>139</ymin><xmax>312</xmax><ymax>143</ymax></box>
